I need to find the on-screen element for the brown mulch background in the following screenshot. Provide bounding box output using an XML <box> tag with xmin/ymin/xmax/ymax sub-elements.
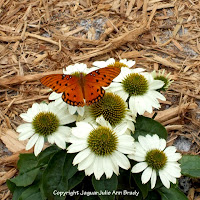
<box><xmin>0</xmin><ymin>0</ymin><xmax>200</xmax><ymax>199</ymax></box>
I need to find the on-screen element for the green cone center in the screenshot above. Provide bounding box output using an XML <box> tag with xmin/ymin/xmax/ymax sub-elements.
<box><xmin>90</xmin><ymin>93</ymin><xmax>126</xmax><ymax>126</ymax></box>
<box><xmin>87</xmin><ymin>126</ymin><xmax>118</xmax><ymax>156</ymax></box>
<box><xmin>145</xmin><ymin>149</ymin><xmax>167</xmax><ymax>170</ymax></box>
<box><xmin>122</xmin><ymin>73</ymin><xmax>148</xmax><ymax>96</ymax></box>
<box><xmin>32</xmin><ymin>111</ymin><xmax>59</xmax><ymax>136</ymax></box>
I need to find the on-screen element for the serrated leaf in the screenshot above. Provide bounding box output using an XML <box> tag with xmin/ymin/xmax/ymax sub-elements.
<box><xmin>134</xmin><ymin>116</ymin><xmax>167</xmax><ymax>140</ymax></box>
<box><xmin>157</xmin><ymin>186</ymin><xmax>188</xmax><ymax>200</ymax></box>
<box><xmin>92</xmin><ymin>174</ymin><xmax>118</xmax><ymax>200</ymax></box>
<box><xmin>180</xmin><ymin>155</ymin><xmax>200</xmax><ymax>178</ymax></box>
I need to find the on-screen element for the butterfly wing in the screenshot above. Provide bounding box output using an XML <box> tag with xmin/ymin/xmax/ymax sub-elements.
<box><xmin>40</xmin><ymin>74</ymin><xmax>85</xmax><ymax>106</ymax></box>
<box><xmin>84</xmin><ymin>66</ymin><xmax>121</xmax><ymax>105</ymax></box>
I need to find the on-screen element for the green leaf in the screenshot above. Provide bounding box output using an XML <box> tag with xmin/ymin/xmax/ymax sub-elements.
<box><xmin>180</xmin><ymin>155</ymin><xmax>200</xmax><ymax>178</ymax></box>
<box><xmin>92</xmin><ymin>174</ymin><xmax>118</xmax><ymax>200</ymax></box>
<box><xmin>13</xmin><ymin>187</ymin><xmax>27</xmax><ymax>200</ymax></box>
<box><xmin>19</xmin><ymin>184</ymin><xmax>43</xmax><ymax>200</ymax></box>
<box><xmin>42</xmin><ymin>150</ymin><xmax>67</xmax><ymax>200</ymax></box>
<box><xmin>42</xmin><ymin>150</ymin><xmax>77</xmax><ymax>200</ymax></box>
<box><xmin>37</xmin><ymin>145</ymin><xmax>60</xmax><ymax>166</ymax></box>
<box><xmin>17</xmin><ymin>154</ymin><xmax>38</xmax><ymax>173</ymax></box>
<box><xmin>9</xmin><ymin>168</ymin><xmax>40</xmax><ymax>187</ymax></box>
<box><xmin>157</xmin><ymin>186</ymin><xmax>188</xmax><ymax>200</ymax></box>
<box><xmin>134</xmin><ymin>116</ymin><xmax>167</xmax><ymax>140</ymax></box>
<box><xmin>68</xmin><ymin>171</ymin><xmax>85</xmax><ymax>190</ymax></box>
<box><xmin>132</xmin><ymin>173</ymin><xmax>150</xmax><ymax>199</ymax></box>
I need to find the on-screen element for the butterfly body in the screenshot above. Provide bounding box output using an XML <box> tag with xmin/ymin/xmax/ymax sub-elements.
<box><xmin>40</xmin><ymin>66</ymin><xmax>120</xmax><ymax>107</ymax></box>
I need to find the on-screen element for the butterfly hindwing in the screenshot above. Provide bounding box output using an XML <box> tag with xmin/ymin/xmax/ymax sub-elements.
<box><xmin>84</xmin><ymin>84</ymin><xmax>105</xmax><ymax>105</ymax></box>
<box><xmin>40</xmin><ymin>74</ymin><xmax>84</xmax><ymax>106</ymax></box>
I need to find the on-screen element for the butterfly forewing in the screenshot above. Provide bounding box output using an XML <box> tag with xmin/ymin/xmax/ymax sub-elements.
<box><xmin>40</xmin><ymin>74</ymin><xmax>84</xmax><ymax>106</ymax></box>
<box><xmin>85</xmin><ymin>66</ymin><xmax>121</xmax><ymax>87</ymax></box>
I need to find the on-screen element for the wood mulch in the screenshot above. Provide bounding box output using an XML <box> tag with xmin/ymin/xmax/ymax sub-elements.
<box><xmin>0</xmin><ymin>0</ymin><xmax>199</xmax><ymax>199</ymax></box>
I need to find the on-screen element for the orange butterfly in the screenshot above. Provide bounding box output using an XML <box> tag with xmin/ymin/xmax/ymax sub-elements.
<box><xmin>40</xmin><ymin>66</ymin><xmax>121</xmax><ymax>107</ymax></box>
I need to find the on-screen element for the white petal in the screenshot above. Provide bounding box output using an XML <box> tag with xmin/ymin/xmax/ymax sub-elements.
<box><xmin>141</xmin><ymin>167</ymin><xmax>152</xmax><ymax>184</ymax></box>
<box><xmin>159</xmin><ymin>138</ymin><xmax>166</xmax><ymax>150</ymax></box>
<box><xmin>150</xmin><ymin>90</ymin><xmax>166</xmax><ymax>101</ymax></box>
<box><xmin>131</xmin><ymin>162</ymin><xmax>148</xmax><ymax>173</ymax></box>
<box><xmin>18</xmin><ymin>129</ymin><xmax>35</xmax><ymax>141</ymax></box>
<box><xmin>20</xmin><ymin>113</ymin><xmax>34</xmax><ymax>122</ymax></box>
<box><xmin>26</xmin><ymin>134</ymin><xmax>39</xmax><ymax>150</ymax></box>
<box><xmin>128</xmin><ymin>154</ymin><xmax>145</xmax><ymax>162</ymax></box>
<box><xmin>149</xmin><ymin>80</ymin><xmax>164</xmax><ymax>90</ymax></box>
<box><xmin>115</xmin><ymin>90</ymin><xmax>129</xmax><ymax>101</ymax></box>
<box><xmin>161</xmin><ymin>168</ymin><xmax>177</xmax><ymax>184</ymax></box>
<box><xmin>164</xmin><ymin>146</ymin><xmax>177</xmax><ymax>155</ymax></box>
<box><xmin>151</xmin><ymin>170</ymin><xmax>157</xmax><ymax>189</ymax></box>
<box><xmin>51</xmin><ymin>132</ymin><xmax>67</xmax><ymax>149</ymax></box>
<box><xmin>58</xmin><ymin>113</ymin><xmax>77</xmax><ymax>125</ymax></box>
<box><xmin>34</xmin><ymin>136</ymin><xmax>44</xmax><ymax>156</ymax></box>
<box><xmin>16</xmin><ymin>123</ymin><xmax>33</xmax><ymax>133</ymax></box>
<box><xmin>77</xmin><ymin>107</ymin><xmax>85</xmax><ymax>116</ymax></box>
<box><xmin>39</xmin><ymin>103</ymin><xmax>48</xmax><ymax>112</ymax></box>
<box><xmin>108</xmin><ymin>82</ymin><xmax>123</xmax><ymax>91</ymax></box>
<box><xmin>96</xmin><ymin>115</ymin><xmax>112</xmax><ymax>128</ymax></box>
<box><xmin>49</xmin><ymin>92</ymin><xmax>62</xmax><ymax>100</ymax></box>
<box><xmin>167</xmin><ymin>153</ymin><xmax>182</xmax><ymax>162</ymax></box>
<box><xmin>103</xmin><ymin>156</ymin><xmax>114</xmax><ymax>178</ymax></box>
<box><xmin>163</xmin><ymin>164</ymin><xmax>181</xmax><ymax>178</ymax></box>
<box><xmin>109</xmin><ymin>155</ymin><xmax>119</xmax><ymax>175</ymax></box>
<box><xmin>47</xmin><ymin>134</ymin><xmax>55</xmax><ymax>144</ymax></box>
<box><xmin>68</xmin><ymin>105</ymin><xmax>77</xmax><ymax>115</ymax></box>
<box><xmin>112</xmin><ymin>151</ymin><xmax>130</xmax><ymax>170</ymax></box>
<box><xmin>67</xmin><ymin>141</ymin><xmax>88</xmax><ymax>153</ymax></box>
<box><xmin>138</xmin><ymin>136</ymin><xmax>150</xmax><ymax>151</ymax></box>
<box><xmin>73</xmin><ymin>148</ymin><xmax>91</xmax><ymax>165</ymax></box>
<box><xmin>72</xmin><ymin>122</ymin><xmax>92</xmax><ymax>138</ymax></box>
<box><xmin>114</xmin><ymin>123</ymin><xmax>128</xmax><ymax>136</ymax></box>
<box><xmin>31</xmin><ymin>103</ymin><xmax>41</xmax><ymax>116</ymax></box>
<box><xmin>159</xmin><ymin>170</ymin><xmax>170</xmax><ymax>188</ymax></box>
<box><xmin>57</xmin><ymin>126</ymin><xmax>71</xmax><ymax>138</ymax></box>
<box><xmin>93</xmin><ymin>156</ymin><xmax>104</xmax><ymax>180</ymax></box>
<box><xmin>77</xmin><ymin>152</ymin><xmax>95</xmax><ymax>170</ymax></box>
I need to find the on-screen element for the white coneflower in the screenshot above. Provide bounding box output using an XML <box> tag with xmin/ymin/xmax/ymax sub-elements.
<box><xmin>128</xmin><ymin>134</ymin><xmax>182</xmax><ymax>189</ymax></box>
<box><xmin>151</xmin><ymin>69</ymin><xmax>174</xmax><ymax>91</ymax></box>
<box><xmin>16</xmin><ymin>102</ymin><xmax>76</xmax><ymax>156</ymax></box>
<box><xmin>108</xmin><ymin>70</ymin><xmax>166</xmax><ymax>115</ymax></box>
<box><xmin>49</xmin><ymin>63</ymin><xmax>98</xmax><ymax>116</ymax></box>
<box><xmin>79</xmin><ymin>92</ymin><xmax>135</xmax><ymax>134</ymax></box>
<box><xmin>67</xmin><ymin>116</ymin><xmax>135</xmax><ymax>180</ymax></box>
